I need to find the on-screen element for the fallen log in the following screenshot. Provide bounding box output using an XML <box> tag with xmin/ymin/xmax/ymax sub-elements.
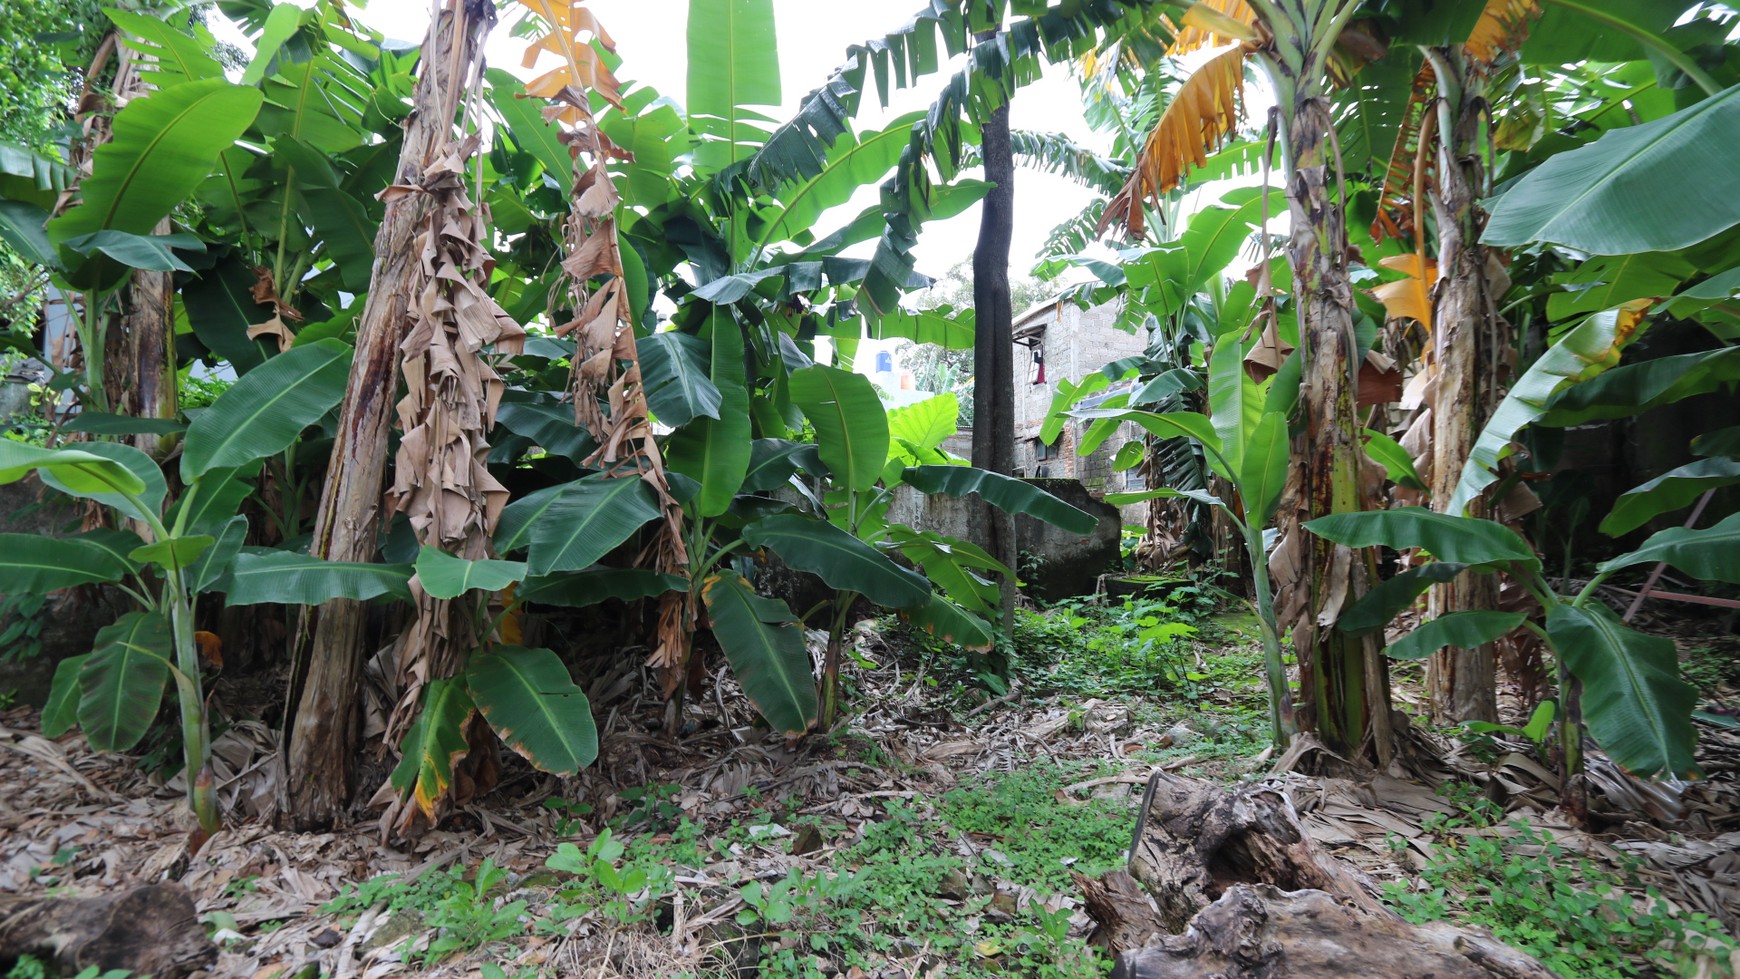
<box><xmin>1088</xmin><ymin>773</ymin><xmax>1555</xmax><ymax>979</ymax></box>
<box><xmin>1108</xmin><ymin>884</ymin><xmax>1559</xmax><ymax>979</ymax></box>
<box><xmin>0</xmin><ymin>882</ymin><xmax>214</xmax><ymax>978</ymax></box>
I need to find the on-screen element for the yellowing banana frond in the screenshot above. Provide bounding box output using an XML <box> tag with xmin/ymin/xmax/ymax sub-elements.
<box><xmin>1167</xmin><ymin>0</ymin><xmax>1258</xmax><ymax>56</ymax></box>
<box><xmin>1466</xmin><ymin>0</ymin><xmax>1540</xmax><ymax>62</ymax></box>
<box><xmin>1371</xmin><ymin>254</ymin><xmax>1438</xmax><ymax>333</ymax></box>
<box><xmin>1370</xmin><ymin>64</ymin><xmax>1438</xmax><ymax>245</ymax></box>
<box><xmin>515</xmin><ymin>0</ymin><xmax>621</xmax><ymax>122</ymax></box>
<box><xmin>1100</xmin><ymin>44</ymin><xmax>1248</xmax><ymax>238</ymax></box>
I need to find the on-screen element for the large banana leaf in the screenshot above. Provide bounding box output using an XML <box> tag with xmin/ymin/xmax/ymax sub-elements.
<box><xmin>487</xmin><ymin>68</ymin><xmax>571</xmax><ymax>183</ymax></box>
<box><xmin>886</xmin><ymin>393</ymin><xmax>959</xmax><ymax>462</ymax></box>
<box><xmin>40</xmin><ymin>440</ymin><xmax>164</xmax><ymax>524</ymax></box>
<box><xmin>741</xmin><ymin>439</ymin><xmax>821</xmax><ymax>493</ymax></box>
<box><xmin>107</xmin><ymin>9</ymin><xmax>224</xmax><ymax>87</ymax></box>
<box><xmin>1339</xmin><ymin>563</ymin><xmax>1471</xmax><ymax>635</ymax></box>
<box><xmin>0</xmin><ymin>441</ymin><xmax>146</xmax><ymax>499</ymax></box>
<box><xmin>168</xmin><ymin>464</ymin><xmax>259</xmax><ymax>539</ymax></box>
<box><xmin>702</xmin><ymin>571</ymin><xmax>816</xmax><ymax>735</ymax></box>
<box><xmin>640</xmin><ymin>331</ymin><xmax>723</xmax><ymax>428</ymax></box>
<box><xmin>181</xmin><ymin>338</ymin><xmax>352</xmax><ymax>481</ymax></box>
<box><xmin>1449</xmin><ymin>301</ymin><xmax>1654</xmax><ymax>513</ymax></box>
<box><xmin>742</xmin><ymin>514</ymin><xmax>930</xmax><ymax>609</ymax></box>
<box><xmin>1387</xmin><ymin>611</ymin><xmax>1527</xmax><ymax>661</ymax></box>
<box><xmin>179</xmin><ymin>260</ymin><xmax>279</xmax><ymax>373</ymax></box>
<box><xmin>1208</xmin><ymin>336</ymin><xmax>1261</xmax><ymax>476</ymax></box>
<box><xmin>39</xmin><ymin>655</ymin><xmax>89</xmax><ymax>739</ymax></box>
<box><xmin>900</xmin><ymin>593</ymin><xmax>994</xmax><ymax>651</ymax></box>
<box><xmin>886</xmin><ymin>526</ymin><xmax>1003</xmax><ymax>615</ymax></box>
<box><xmin>1601</xmin><ymin>458</ymin><xmax>1740</xmax><ymax>537</ymax></box>
<box><xmin>1541</xmin><ymin>347</ymin><xmax>1740</xmax><ymax>427</ymax></box>
<box><xmin>666</xmin><ymin>314</ymin><xmax>751</xmax><ymax>516</ymax></box>
<box><xmin>516</xmin><ymin>569</ymin><xmax>687</xmax><ymax>608</ymax></box>
<box><xmin>495</xmin><ymin>401</ymin><xmax>599</xmax><ymax>465</ymax></box>
<box><xmin>387</xmin><ymin>677</ymin><xmax>475</xmax><ymax>823</ymax></box>
<box><xmin>1545</xmin><ymin>252</ymin><xmax>1697</xmax><ymax>322</ymax></box>
<box><xmin>509</xmin><ymin>475</ymin><xmax>662</xmax><ymax>577</ymax></box>
<box><xmin>751</xmin><ymin>112</ymin><xmax>922</xmax><ymax>253</ymax></box>
<box><xmin>414</xmin><ymin>547</ymin><xmax>528</xmax><ymax>601</ymax></box>
<box><xmin>190</xmin><ymin>516</ymin><xmax>248</xmax><ymax>594</ymax></box>
<box><xmin>1069</xmin><ymin>408</ymin><xmax>1226</xmax><ymax>477</ymax></box>
<box><xmin>902</xmin><ymin>465</ymin><xmax>1098</xmax><ymax>535</ymax></box>
<box><xmin>1546</xmin><ymin>602</ymin><xmax>1697</xmax><ymax>778</ymax></box>
<box><xmin>1239</xmin><ymin>412</ymin><xmax>1289</xmax><ymax>527</ymax></box>
<box><xmin>864</xmin><ymin>304</ymin><xmax>977</xmax><ymax>351</ymax></box>
<box><xmin>687</xmin><ymin>0</ymin><xmax>781</xmax><ymax>173</ymax></box>
<box><xmin>465</xmin><ymin>645</ymin><xmax>597</xmax><ymax>775</ymax></box>
<box><xmin>1597</xmin><ymin>510</ymin><xmax>1740</xmax><ymax>583</ymax></box>
<box><xmin>48</xmin><ymin>78</ymin><xmax>263</xmax><ymax>288</ymax></box>
<box><xmin>77</xmin><ymin>611</ymin><xmax>172</xmax><ymax>752</ymax></box>
<box><xmin>790</xmin><ymin>365</ymin><xmax>888</xmax><ymax>493</ymax></box>
<box><xmin>0</xmin><ymin>533</ymin><xmax>135</xmax><ymax>592</ymax></box>
<box><xmin>1483</xmin><ymin>82</ymin><xmax>1740</xmax><ymax>254</ymax></box>
<box><xmin>1125</xmin><ymin>188</ymin><xmax>1268</xmax><ymax>316</ymax></box>
<box><xmin>1304</xmin><ymin>508</ymin><xmax>1541</xmax><ymax>571</ymax></box>
<box><xmin>223</xmin><ymin>549</ymin><xmax>414</xmax><ymax>605</ymax></box>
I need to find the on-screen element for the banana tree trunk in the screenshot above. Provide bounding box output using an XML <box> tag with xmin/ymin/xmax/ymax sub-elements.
<box><xmin>1426</xmin><ymin>55</ymin><xmax>1503</xmax><ymax>725</ymax></box>
<box><xmin>101</xmin><ymin>215</ymin><xmax>177</xmax><ymax>459</ymax></box>
<box><xmin>1277</xmin><ymin>92</ymin><xmax>1393</xmax><ymax>764</ymax></box>
<box><xmin>970</xmin><ymin>101</ymin><xmax>1018</xmax><ymax>637</ymax></box>
<box><xmin>279</xmin><ymin>1</ymin><xmax>487</xmax><ymax>830</ymax></box>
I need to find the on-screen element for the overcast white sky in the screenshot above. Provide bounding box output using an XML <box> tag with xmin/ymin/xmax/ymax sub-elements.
<box><xmin>227</xmin><ymin>0</ymin><xmax>1111</xmax><ymax>289</ymax></box>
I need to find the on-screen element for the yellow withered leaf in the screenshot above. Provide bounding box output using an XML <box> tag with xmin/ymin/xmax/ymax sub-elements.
<box><xmin>1466</xmin><ymin>0</ymin><xmax>1540</xmax><ymax>62</ymax></box>
<box><xmin>1168</xmin><ymin>0</ymin><xmax>1258</xmax><ymax>56</ymax></box>
<box><xmin>1371</xmin><ymin>254</ymin><xmax>1438</xmax><ymax>332</ymax></box>
<box><xmin>1101</xmin><ymin>44</ymin><xmax>1248</xmax><ymax>238</ymax></box>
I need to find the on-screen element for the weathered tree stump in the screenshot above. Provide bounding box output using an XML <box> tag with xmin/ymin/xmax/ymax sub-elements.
<box><xmin>1124</xmin><ymin>772</ymin><xmax>1384</xmax><ymax>931</ymax></box>
<box><xmin>0</xmin><ymin>883</ymin><xmax>214</xmax><ymax>978</ymax></box>
<box><xmin>1086</xmin><ymin>774</ymin><xmax>1555</xmax><ymax>979</ymax></box>
<box><xmin>1108</xmin><ymin>885</ymin><xmax>1558</xmax><ymax>979</ymax></box>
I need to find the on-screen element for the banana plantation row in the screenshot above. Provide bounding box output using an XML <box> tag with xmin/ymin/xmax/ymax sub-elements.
<box><xmin>0</xmin><ymin>0</ymin><xmax>1735</xmax><ymax>840</ymax></box>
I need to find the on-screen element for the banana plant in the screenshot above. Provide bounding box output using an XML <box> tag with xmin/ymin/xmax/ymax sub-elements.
<box><xmin>1066</xmin><ymin>328</ymin><xmax>1296</xmax><ymax>747</ymax></box>
<box><xmin>1305</xmin><ymin>506</ymin><xmax>1709</xmax><ymax>782</ymax></box>
<box><xmin>4</xmin><ymin>338</ymin><xmax>352</xmax><ymax>834</ymax></box>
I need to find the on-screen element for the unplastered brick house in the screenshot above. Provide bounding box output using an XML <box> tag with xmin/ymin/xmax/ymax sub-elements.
<box><xmin>1011</xmin><ymin>297</ymin><xmax>1151</xmax><ymax>518</ymax></box>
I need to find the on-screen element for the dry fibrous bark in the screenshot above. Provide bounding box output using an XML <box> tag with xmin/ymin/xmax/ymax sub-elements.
<box><xmin>0</xmin><ymin>883</ymin><xmax>214</xmax><ymax>979</ymax></box>
<box><xmin>372</xmin><ymin>131</ymin><xmax>526</xmax><ymax>838</ymax></box>
<box><xmin>280</xmin><ymin>0</ymin><xmax>493</xmax><ymax>831</ymax></box>
<box><xmin>533</xmin><ymin>8</ymin><xmax>689</xmax><ymax>695</ymax></box>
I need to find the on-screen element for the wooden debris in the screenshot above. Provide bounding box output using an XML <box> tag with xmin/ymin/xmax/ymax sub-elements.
<box><xmin>0</xmin><ymin>883</ymin><xmax>214</xmax><ymax>978</ymax></box>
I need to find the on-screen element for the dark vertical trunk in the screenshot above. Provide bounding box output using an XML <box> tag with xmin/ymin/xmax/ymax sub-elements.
<box><xmin>279</xmin><ymin>1</ymin><xmax>486</xmax><ymax>830</ymax></box>
<box><xmin>1281</xmin><ymin>95</ymin><xmax>1392</xmax><ymax>763</ymax></box>
<box><xmin>971</xmin><ymin>102</ymin><xmax>1018</xmax><ymax>632</ymax></box>
<box><xmin>1427</xmin><ymin>57</ymin><xmax>1501</xmax><ymax>725</ymax></box>
<box><xmin>101</xmin><ymin>216</ymin><xmax>177</xmax><ymax>459</ymax></box>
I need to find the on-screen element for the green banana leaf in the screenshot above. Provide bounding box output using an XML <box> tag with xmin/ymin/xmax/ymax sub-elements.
<box><xmin>62</xmin><ymin>412</ymin><xmax>188</xmax><ymax>437</ymax></box>
<box><xmin>0</xmin><ymin>533</ymin><xmax>136</xmax><ymax>592</ymax></box>
<box><xmin>40</xmin><ymin>440</ymin><xmax>164</xmax><ymax>524</ymax></box>
<box><xmin>1361</xmin><ymin>429</ymin><xmax>1427</xmax><ymax>492</ymax></box>
<box><xmin>502</xmin><ymin>475</ymin><xmax>661</xmax><ymax>577</ymax></box>
<box><xmin>495</xmin><ymin>401</ymin><xmax>598</xmax><ymax>465</ymax></box>
<box><xmin>130</xmin><ymin>535</ymin><xmax>215</xmax><ymax>571</ymax></box>
<box><xmin>902</xmin><ymin>465</ymin><xmax>1098</xmax><ymax>535</ymax></box>
<box><xmin>1387</xmin><ymin>611</ymin><xmax>1527</xmax><ymax>661</ymax></box>
<box><xmin>48</xmin><ymin>78</ymin><xmax>263</xmax><ymax>289</ymax></box>
<box><xmin>1602</xmin><ymin>457</ymin><xmax>1740</xmax><ymax>536</ymax></box>
<box><xmin>168</xmin><ymin>464</ymin><xmax>259</xmax><ymax>539</ymax></box>
<box><xmin>1546</xmin><ymin>602</ymin><xmax>1697</xmax><ymax>778</ymax></box>
<box><xmin>1305</xmin><ymin>508</ymin><xmax>1541</xmax><ymax>571</ymax></box>
<box><xmin>181</xmin><ymin>338</ymin><xmax>352</xmax><ymax>481</ymax></box>
<box><xmin>77</xmin><ymin>611</ymin><xmax>172</xmax><ymax>752</ymax></box>
<box><xmin>223</xmin><ymin>549</ymin><xmax>414</xmax><ymax>605</ymax></box>
<box><xmin>1483</xmin><ymin>82</ymin><xmax>1740</xmax><ymax>254</ymax></box>
<box><xmin>1449</xmin><ymin>302</ymin><xmax>1654</xmax><ymax>513</ymax></box>
<box><xmin>790</xmin><ymin>364</ymin><xmax>888</xmax><ymax>493</ymax></box>
<box><xmin>414</xmin><ymin>547</ymin><xmax>527</xmax><ymax>601</ymax></box>
<box><xmin>687</xmin><ymin>0</ymin><xmax>781</xmax><ymax>173</ymax></box>
<box><xmin>387</xmin><ymin>677</ymin><xmax>476</xmax><ymax>822</ymax></box>
<box><xmin>39</xmin><ymin>654</ymin><xmax>89</xmax><ymax>739</ymax></box>
<box><xmin>742</xmin><ymin>514</ymin><xmax>930</xmax><ymax>609</ymax></box>
<box><xmin>702</xmin><ymin>571</ymin><xmax>816</xmax><ymax>735</ymax></box>
<box><xmin>190</xmin><ymin>516</ymin><xmax>248</xmax><ymax>594</ymax></box>
<box><xmin>666</xmin><ymin>313</ymin><xmax>751</xmax><ymax>516</ymax></box>
<box><xmin>1338</xmin><ymin>563</ymin><xmax>1470</xmax><ymax>635</ymax></box>
<box><xmin>1545</xmin><ymin>252</ymin><xmax>1696</xmax><ymax>322</ymax></box>
<box><xmin>886</xmin><ymin>393</ymin><xmax>959</xmax><ymax>462</ymax></box>
<box><xmin>466</xmin><ymin>645</ymin><xmax>598</xmax><ymax>775</ymax></box>
<box><xmin>0</xmin><ymin>441</ymin><xmax>146</xmax><ymax>499</ymax></box>
<box><xmin>900</xmin><ymin>593</ymin><xmax>994</xmax><ymax>651</ymax></box>
<box><xmin>741</xmin><ymin>439</ymin><xmax>821</xmax><ymax>493</ymax></box>
<box><xmin>58</xmin><ymin>229</ymin><xmax>205</xmax><ymax>272</ymax></box>
<box><xmin>1541</xmin><ymin>347</ymin><xmax>1740</xmax><ymax>427</ymax></box>
<box><xmin>106</xmin><ymin>8</ymin><xmax>224</xmax><ymax>87</ymax></box>
<box><xmin>1208</xmin><ymin>335</ymin><xmax>1261</xmax><ymax>477</ymax></box>
<box><xmin>1240</xmin><ymin>412</ymin><xmax>1290</xmax><ymax>527</ymax></box>
<box><xmin>640</xmin><ymin>331</ymin><xmax>723</xmax><ymax>428</ymax></box>
<box><xmin>516</xmin><ymin>569</ymin><xmax>688</xmax><ymax>608</ymax></box>
<box><xmin>886</xmin><ymin>526</ymin><xmax>1003</xmax><ymax>615</ymax></box>
<box><xmin>752</xmin><ymin>112</ymin><xmax>923</xmax><ymax>253</ymax></box>
<box><xmin>1069</xmin><ymin>408</ymin><xmax>1226</xmax><ymax>476</ymax></box>
<box><xmin>1597</xmin><ymin>510</ymin><xmax>1740</xmax><ymax>583</ymax></box>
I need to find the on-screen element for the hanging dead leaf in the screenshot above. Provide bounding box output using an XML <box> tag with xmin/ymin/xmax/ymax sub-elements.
<box><xmin>1166</xmin><ymin>0</ymin><xmax>1258</xmax><ymax>55</ymax></box>
<box><xmin>1465</xmin><ymin>0</ymin><xmax>1540</xmax><ymax>62</ymax></box>
<box><xmin>245</xmin><ymin>315</ymin><xmax>296</xmax><ymax>353</ymax></box>
<box><xmin>1370</xmin><ymin>254</ymin><xmax>1437</xmax><ymax>333</ymax></box>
